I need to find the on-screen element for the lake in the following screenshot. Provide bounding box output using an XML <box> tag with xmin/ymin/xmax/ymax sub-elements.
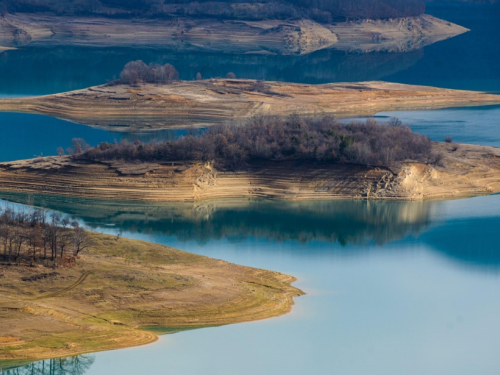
<box><xmin>1</xmin><ymin>2</ymin><xmax>500</xmax><ymax>374</ymax></box>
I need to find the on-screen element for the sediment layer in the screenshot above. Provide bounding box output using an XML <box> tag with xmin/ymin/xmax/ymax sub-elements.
<box><xmin>0</xmin><ymin>234</ymin><xmax>302</xmax><ymax>362</ymax></box>
<box><xmin>1</xmin><ymin>80</ymin><xmax>499</xmax><ymax>130</ymax></box>
<box><xmin>0</xmin><ymin>14</ymin><xmax>467</xmax><ymax>55</ymax></box>
<box><xmin>0</xmin><ymin>142</ymin><xmax>499</xmax><ymax>201</ymax></box>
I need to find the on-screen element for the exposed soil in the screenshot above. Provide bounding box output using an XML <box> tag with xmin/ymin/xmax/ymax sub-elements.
<box><xmin>0</xmin><ymin>233</ymin><xmax>302</xmax><ymax>362</ymax></box>
<box><xmin>0</xmin><ymin>14</ymin><xmax>467</xmax><ymax>55</ymax></box>
<box><xmin>0</xmin><ymin>142</ymin><xmax>499</xmax><ymax>201</ymax></box>
<box><xmin>0</xmin><ymin>80</ymin><xmax>499</xmax><ymax>130</ymax></box>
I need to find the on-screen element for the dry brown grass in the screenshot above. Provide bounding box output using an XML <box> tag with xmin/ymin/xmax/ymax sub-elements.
<box><xmin>0</xmin><ymin>233</ymin><xmax>303</xmax><ymax>362</ymax></box>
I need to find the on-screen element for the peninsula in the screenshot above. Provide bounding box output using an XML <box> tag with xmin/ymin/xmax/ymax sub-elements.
<box><xmin>0</xmin><ymin>231</ymin><xmax>302</xmax><ymax>363</ymax></box>
<box><xmin>0</xmin><ymin>13</ymin><xmax>467</xmax><ymax>55</ymax></box>
<box><xmin>1</xmin><ymin>80</ymin><xmax>499</xmax><ymax>130</ymax></box>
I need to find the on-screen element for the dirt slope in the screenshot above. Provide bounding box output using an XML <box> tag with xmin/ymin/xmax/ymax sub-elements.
<box><xmin>0</xmin><ymin>142</ymin><xmax>499</xmax><ymax>202</ymax></box>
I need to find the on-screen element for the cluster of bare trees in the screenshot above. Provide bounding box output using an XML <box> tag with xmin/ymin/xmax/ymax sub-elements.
<box><xmin>0</xmin><ymin>205</ymin><xmax>91</xmax><ymax>267</ymax></box>
<box><xmin>77</xmin><ymin>115</ymin><xmax>435</xmax><ymax>169</ymax></box>
<box><xmin>119</xmin><ymin>60</ymin><xmax>179</xmax><ymax>85</ymax></box>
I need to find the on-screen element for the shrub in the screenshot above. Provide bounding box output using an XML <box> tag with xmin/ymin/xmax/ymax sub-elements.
<box><xmin>77</xmin><ymin>115</ymin><xmax>434</xmax><ymax>170</ymax></box>
<box><xmin>119</xmin><ymin>60</ymin><xmax>179</xmax><ymax>85</ymax></box>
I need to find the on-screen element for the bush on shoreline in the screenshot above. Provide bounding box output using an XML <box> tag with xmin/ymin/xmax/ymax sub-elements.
<box><xmin>119</xmin><ymin>60</ymin><xmax>179</xmax><ymax>85</ymax></box>
<box><xmin>77</xmin><ymin>115</ymin><xmax>435</xmax><ymax>169</ymax></box>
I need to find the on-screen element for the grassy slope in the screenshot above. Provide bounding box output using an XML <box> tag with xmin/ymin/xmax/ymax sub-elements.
<box><xmin>0</xmin><ymin>232</ymin><xmax>303</xmax><ymax>362</ymax></box>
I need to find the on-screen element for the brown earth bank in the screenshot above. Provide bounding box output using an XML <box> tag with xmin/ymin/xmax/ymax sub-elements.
<box><xmin>0</xmin><ymin>14</ymin><xmax>467</xmax><ymax>55</ymax></box>
<box><xmin>0</xmin><ymin>233</ymin><xmax>303</xmax><ymax>362</ymax></box>
<box><xmin>0</xmin><ymin>142</ymin><xmax>500</xmax><ymax>201</ymax></box>
<box><xmin>1</xmin><ymin>80</ymin><xmax>499</xmax><ymax>131</ymax></box>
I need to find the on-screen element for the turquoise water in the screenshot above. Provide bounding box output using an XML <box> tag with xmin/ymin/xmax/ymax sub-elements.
<box><xmin>0</xmin><ymin>113</ymin><xmax>187</xmax><ymax>162</ymax></box>
<box><xmin>2</xmin><ymin>194</ymin><xmax>500</xmax><ymax>374</ymax></box>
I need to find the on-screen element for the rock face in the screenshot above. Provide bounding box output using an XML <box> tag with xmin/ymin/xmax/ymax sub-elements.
<box><xmin>1</xmin><ymin>80</ymin><xmax>499</xmax><ymax>130</ymax></box>
<box><xmin>0</xmin><ymin>13</ymin><xmax>467</xmax><ymax>55</ymax></box>
<box><xmin>0</xmin><ymin>142</ymin><xmax>499</xmax><ymax>202</ymax></box>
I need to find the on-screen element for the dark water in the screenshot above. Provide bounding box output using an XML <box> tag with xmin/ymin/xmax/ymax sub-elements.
<box><xmin>2</xmin><ymin>193</ymin><xmax>500</xmax><ymax>374</ymax></box>
<box><xmin>0</xmin><ymin>4</ymin><xmax>499</xmax><ymax>96</ymax></box>
<box><xmin>0</xmin><ymin>113</ymin><xmax>188</xmax><ymax>162</ymax></box>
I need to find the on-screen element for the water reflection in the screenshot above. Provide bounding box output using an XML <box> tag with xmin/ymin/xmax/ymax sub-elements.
<box><xmin>0</xmin><ymin>46</ymin><xmax>422</xmax><ymax>96</ymax></box>
<box><xmin>0</xmin><ymin>193</ymin><xmax>435</xmax><ymax>247</ymax></box>
<box><xmin>2</xmin><ymin>356</ymin><xmax>95</xmax><ymax>375</ymax></box>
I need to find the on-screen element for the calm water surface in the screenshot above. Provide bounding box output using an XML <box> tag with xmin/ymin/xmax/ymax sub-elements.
<box><xmin>1</xmin><ymin>194</ymin><xmax>500</xmax><ymax>374</ymax></box>
<box><xmin>0</xmin><ymin>3</ymin><xmax>498</xmax><ymax>95</ymax></box>
<box><xmin>1</xmin><ymin>104</ymin><xmax>499</xmax><ymax>162</ymax></box>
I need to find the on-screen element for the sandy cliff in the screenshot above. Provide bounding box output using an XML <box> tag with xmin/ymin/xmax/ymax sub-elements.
<box><xmin>1</xmin><ymin>80</ymin><xmax>499</xmax><ymax>130</ymax></box>
<box><xmin>0</xmin><ymin>14</ymin><xmax>467</xmax><ymax>55</ymax></box>
<box><xmin>0</xmin><ymin>142</ymin><xmax>499</xmax><ymax>202</ymax></box>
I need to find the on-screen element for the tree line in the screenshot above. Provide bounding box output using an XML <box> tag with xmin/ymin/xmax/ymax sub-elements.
<box><xmin>0</xmin><ymin>204</ymin><xmax>91</xmax><ymax>267</ymax></box>
<box><xmin>73</xmin><ymin>115</ymin><xmax>436</xmax><ymax>169</ymax></box>
<box><xmin>0</xmin><ymin>0</ymin><xmax>425</xmax><ymax>22</ymax></box>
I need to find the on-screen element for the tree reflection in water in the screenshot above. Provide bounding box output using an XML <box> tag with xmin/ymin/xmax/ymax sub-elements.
<box><xmin>2</xmin><ymin>355</ymin><xmax>95</xmax><ymax>375</ymax></box>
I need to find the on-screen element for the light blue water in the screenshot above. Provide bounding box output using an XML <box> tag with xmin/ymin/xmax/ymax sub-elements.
<box><xmin>346</xmin><ymin>105</ymin><xmax>500</xmax><ymax>146</ymax></box>
<box><xmin>1</xmin><ymin>194</ymin><xmax>500</xmax><ymax>374</ymax></box>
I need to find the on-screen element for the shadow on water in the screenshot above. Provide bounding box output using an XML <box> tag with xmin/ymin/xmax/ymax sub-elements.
<box><xmin>1</xmin><ymin>192</ymin><xmax>499</xmax><ymax>270</ymax></box>
<box><xmin>0</xmin><ymin>192</ymin><xmax>435</xmax><ymax>247</ymax></box>
<box><xmin>1</xmin><ymin>355</ymin><xmax>95</xmax><ymax>375</ymax></box>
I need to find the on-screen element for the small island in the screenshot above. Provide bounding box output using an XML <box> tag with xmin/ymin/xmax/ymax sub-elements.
<box><xmin>0</xmin><ymin>116</ymin><xmax>499</xmax><ymax>202</ymax></box>
<box><xmin>0</xmin><ymin>206</ymin><xmax>302</xmax><ymax>363</ymax></box>
<box><xmin>1</xmin><ymin>79</ymin><xmax>499</xmax><ymax>130</ymax></box>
